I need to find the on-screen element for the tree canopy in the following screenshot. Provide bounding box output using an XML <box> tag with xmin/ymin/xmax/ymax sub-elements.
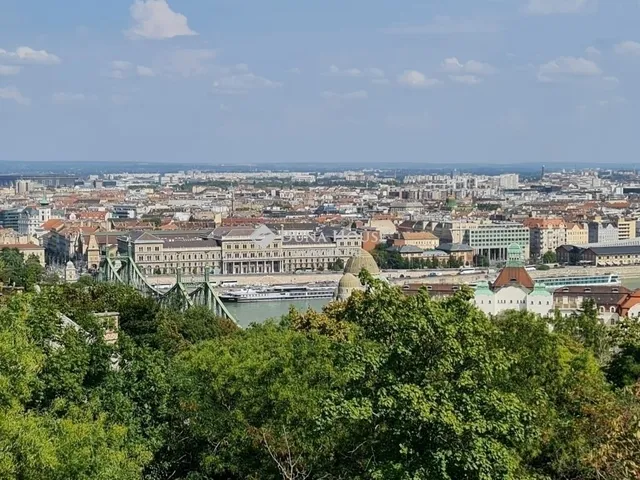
<box><xmin>0</xmin><ymin>275</ymin><xmax>638</xmax><ymax>479</ymax></box>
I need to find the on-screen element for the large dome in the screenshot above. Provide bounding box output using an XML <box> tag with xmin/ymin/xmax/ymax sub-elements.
<box><xmin>338</xmin><ymin>272</ymin><xmax>362</xmax><ymax>289</ymax></box>
<box><xmin>344</xmin><ymin>249</ymin><xmax>380</xmax><ymax>276</ymax></box>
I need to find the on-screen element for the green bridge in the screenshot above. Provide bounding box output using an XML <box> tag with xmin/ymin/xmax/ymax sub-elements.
<box><xmin>99</xmin><ymin>255</ymin><xmax>237</xmax><ymax>325</ymax></box>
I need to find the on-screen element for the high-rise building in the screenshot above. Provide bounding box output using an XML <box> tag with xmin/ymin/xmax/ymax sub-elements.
<box><xmin>15</xmin><ymin>180</ymin><xmax>29</xmax><ymax>195</ymax></box>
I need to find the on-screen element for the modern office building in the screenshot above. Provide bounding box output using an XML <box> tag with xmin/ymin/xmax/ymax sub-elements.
<box><xmin>0</xmin><ymin>209</ymin><xmax>21</xmax><ymax>231</ymax></box>
<box><xmin>463</xmin><ymin>223</ymin><xmax>530</xmax><ymax>263</ymax></box>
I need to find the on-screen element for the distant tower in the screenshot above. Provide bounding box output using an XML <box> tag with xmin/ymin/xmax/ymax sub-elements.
<box><xmin>64</xmin><ymin>261</ymin><xmax>78</xmax><ymax>283</ymax></box>
<box><xmin>39</xmin><ymin>196</ymin><xmax>51</xmax><ymax>223</ymax></box>
<box><xmin>541</xmin><ymin>165</ymin><xmax>546</xmax><ymax>181</ymax></box>
<box><xmin>230</xmin><ymin>187</ymin><xmax>235</xmax><ymax>218</ymax></box>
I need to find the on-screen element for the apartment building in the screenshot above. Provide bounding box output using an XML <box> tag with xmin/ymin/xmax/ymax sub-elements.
<box><xmin>463</xmin><ymin>223</ymin><xmax>530</xmax><ymax>263</ymax></box>
<box><xmin>565</xmin><ymin>222</ymin><xmax>589</xmax><ymax>245</ymax></box>
<box><xmin>615</xmin><ymin>218</ymin><xmax>637</xmax><ymax>241</ymax></box>
<box><xmin>523</xmin><ymin>218</ymin><xmax>567</xmax><ymax>257</ymax></box>
<box><xmin>588</xmin><ymin>221</ymin><xmax>619</xmax><ymax>244</ymax></box>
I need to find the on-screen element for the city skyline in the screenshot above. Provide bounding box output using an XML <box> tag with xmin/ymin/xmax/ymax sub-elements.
<box><xmin>1</xmin><ymin>0</ymin><xmax>640</xmax><ymax>164</ymax></box>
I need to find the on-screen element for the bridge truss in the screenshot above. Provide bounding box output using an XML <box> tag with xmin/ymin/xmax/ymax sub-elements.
<box><xmin>99</xmin><ymin>255</ymin><xmax>237</xmax><ymax>325</ymax></box>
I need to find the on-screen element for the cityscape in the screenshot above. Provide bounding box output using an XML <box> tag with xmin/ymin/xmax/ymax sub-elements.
<box><xmin>3</xmin><ymin>165</ymin><xmax>640</xmax><ymax>323</ymax></box>
<box><xmin>3</xmin><ymin>0</ymin><xmax>640</xmax><ymax>479</ymax></box>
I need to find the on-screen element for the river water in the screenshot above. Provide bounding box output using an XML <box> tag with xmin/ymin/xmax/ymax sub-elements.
<box><xmin>225</xmin><ymin>277</ymin><xmax>640</xmax><ymax>327</ymax></box>
<box><xmin>224</xmin><ymin>299</ymin><xmax>331</xmax><ymax>328</ymax></box>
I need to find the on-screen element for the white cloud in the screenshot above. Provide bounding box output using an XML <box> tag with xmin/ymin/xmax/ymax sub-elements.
<box><xmin>0</xmin><ymin>46</ymin><xmax>61</xmax><ymax>65</ymax></box>
<box><xmin>585</xmin><ymin>46</ymin><xmax>600</xmax><ymax>57</ymax></box>
<box><xmin>537</xmin><ymin>56</ymin><xmax>601</xmax><ymax>82</ymax></box>
<box><xmin>288</xmin><ymin>67</ymin><xmax>301</xmax><ymax>74</ymax></box>
<box><xmin>0</xmin><ymin>86</ymin><xmax>30</xmax><ymax>105</ymax></box>
<box><xmin>397</xmin><ymin>70</ymin><xmax>442</xmax><ymax>88</ymax></box>
<box><xmin>441</xmin><ymin>57</ymin><xmax>496</xmax><ymax>75</ymax></box>
<box><xmin>327</xmin><ymin>65</ymin><xmax>362</xmax><ymax>77</ymax></box>
<box><xmin>136</xmin><ymin>65</ymin><xmax>155</xmax><ymax>77</ymax></box>
<box><xmin>614</xmin><ymin>40</ymin><xmax>640</xmax><ymax>56</ymax></box>
<box><xmin>0</xmin><ymin>65</ymin><xmax>21</xmax><ymax>76</ymax></box>
<box><xmin>109</xmin><ymin>61</ymin><xmax>156</xmax><ymax>78</ymax></box>
<box><xmin>383</xmin><ymin>15</ymin><xmax>499</xmax><ymax>35</ymax></box>
<box><xmin>525</xmin><ymin>0</ymin><xmax>594</xmax><ymax>15</ymax></box>
<box><xmin>321</xmin><ymin>90</ymin><xmax>368</xmax><ymax>100</ymax></box>
<box><xmin>449</xmin><ymin>75</ymin><xmax>482</xmax><ymax>85</ymax></box>
<box><xmin>126</xmin><ymin>0</ymin><xmax>197</xmax><ymax>40</ymax></box>
<box><xmin>213</xmin><ymin>73</ymin><xmax>282</xmax><ymax>94</ymax></box>
<box><xmin>52</xmin><ymin>92</ymin><xmax>87</xmax><ymax>104</ymax></box>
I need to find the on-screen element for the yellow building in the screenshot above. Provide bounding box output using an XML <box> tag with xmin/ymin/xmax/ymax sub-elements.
<box><xmin>615</xmin><ymin>218</ymin><xmax>637</xmax><ymax>241</ymax></box>
<box><xmin>565</xmin><ymin>222</ymin><xmax>589</xmax><ymax>245</ymax></box>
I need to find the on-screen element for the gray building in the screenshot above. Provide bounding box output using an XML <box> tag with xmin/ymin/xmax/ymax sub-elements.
<box><xmin>588</xmin><ymin>221</ymin><xmax>619</xmax><ymax>244</ymax></box>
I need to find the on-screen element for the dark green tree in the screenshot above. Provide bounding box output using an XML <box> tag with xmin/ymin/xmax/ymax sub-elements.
<box><xmin>542</xmin><ymin>251</ymin><xmax>557</xmax><ymax>264</ymax></box>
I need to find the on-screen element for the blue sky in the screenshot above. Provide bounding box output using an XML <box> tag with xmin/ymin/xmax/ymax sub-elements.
<box><xmin>1</xmin><ymin>0</ymin><xmax>640</xmax><ymax>165</ymax></box>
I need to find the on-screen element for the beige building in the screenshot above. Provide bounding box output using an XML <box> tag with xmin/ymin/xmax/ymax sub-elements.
<box><xmin>565</xmin><ymin>222</ymin><xmax>589</xmax><ymax>245</ymax></box>
<box><xmin>117</xmin><ymin>225</ymin><xmax>363</xmax><ymax>276</ymax></box>
<box><xmin>615</xmin><ymin>218</ymin><xmax>637</xmax><ymax>241</ymax></box>
<box><xmin>431</xmin><ymin>220</ymin><xmax>483</xmax><ymax>244</ymax></box>
<box><xmin>0</xmin><ymin>227</ymin><xmax>45</xmax><ymax>266</ymax></box>
<box><xmin>1</xmin><ymin>243</ymin><xmax>46</xmax><ymax>266</ymax></box>
<box><xmin>389</xmin><ymin>231</ymin><xmax>439</xmax><ymax>250</ymax></box>
<box><xmin>523</xmin><ymin>218</ymin><xmax>567</xmax><ymax>256</ymax></box>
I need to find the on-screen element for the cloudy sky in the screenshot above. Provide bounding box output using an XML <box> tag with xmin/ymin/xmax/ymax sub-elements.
<box><xmin>1</xmin><ymin>0</ymin><xmax>639</xmax><ymax>165</ymax></box>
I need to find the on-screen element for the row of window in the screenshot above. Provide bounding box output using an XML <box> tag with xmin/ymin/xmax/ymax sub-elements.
<box><xmin>477</xmin><ymin>299</ymin><xmax>551</xmax><ymax>306</ymax></box>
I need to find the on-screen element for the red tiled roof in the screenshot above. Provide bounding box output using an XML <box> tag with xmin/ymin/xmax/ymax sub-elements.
<box><xmin>492</xmin><ymin>266</ymin><xmax>534</xmax><ymax>290</ymax></box>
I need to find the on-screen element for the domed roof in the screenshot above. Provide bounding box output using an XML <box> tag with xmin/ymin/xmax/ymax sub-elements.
<box><xmin>344</xmin><ymin>249</ymin><xmax>380</xmax><ymax>276</ymax></box>
<box><xmin>338</xmin><ymin>272</ymin><xmax>362</xmax><ymax>289</ymax></box>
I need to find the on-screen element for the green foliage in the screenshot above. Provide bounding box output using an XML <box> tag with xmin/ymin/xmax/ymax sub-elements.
<box><xmin>1</xmin><ymin>269</ymin><xmax>640</xmax><ymax>479</ymax></box>
<box><xmin>0</xmin><ymin>248</ymin><xmax>44</xmax><ymax>290</ymax></box>
<box><xmin>542</xmin><ymin>251</ymin><xmax>557</xmax><ymax>264</ymax></box>
<box><xmin>329</xmin><ymin>258</ymin><xmax>344</xmax><ymax>271</ymax></box>
<box><xmin>607</xmin><ymin>319</ymin><xmax>640</xmax><ymax>388</ymax></box>
<box><xmin>371</xmin><ymin>244</ymin><xmax>460</xmax><ymax>270</ymax></box>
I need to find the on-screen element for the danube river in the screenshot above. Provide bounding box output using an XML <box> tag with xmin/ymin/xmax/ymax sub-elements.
<box><xmin>224</xmin><ymin>299</ymin><xmax>331</xmax><ymax>327</ymax></box>
<box><xmin>225</xmin><ymin>276</ymin><xmax>640</xmax><ymax>327</ymax></box>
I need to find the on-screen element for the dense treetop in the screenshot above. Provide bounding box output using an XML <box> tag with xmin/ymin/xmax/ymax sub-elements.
<box><xmin>0</xmin><ymin>268</ymin><xmax>639</xmax><ymax>479</ymax></box>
